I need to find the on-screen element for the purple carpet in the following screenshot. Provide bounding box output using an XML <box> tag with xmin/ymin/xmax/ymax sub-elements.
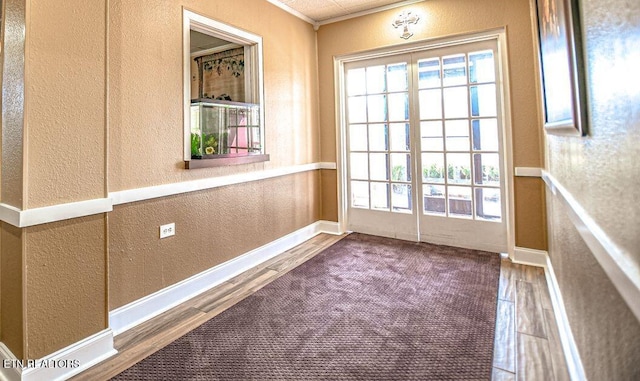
<box><xmin>112</xmin><ymin>233</ymin><xmax>501</xmax><ymax>380</ymax></box>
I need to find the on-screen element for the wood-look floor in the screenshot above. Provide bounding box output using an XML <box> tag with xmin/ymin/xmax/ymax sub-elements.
<box><xmin>72</xmin><ymin>233</ymin><xmax>570</xmax><ymax>381</ymax></box>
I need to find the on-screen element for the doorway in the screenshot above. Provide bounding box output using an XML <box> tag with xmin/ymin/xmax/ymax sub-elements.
<box><xmin>340</xmin><ymin>37</ymin><xmax>510</xmax><ymax>253</ymax></box>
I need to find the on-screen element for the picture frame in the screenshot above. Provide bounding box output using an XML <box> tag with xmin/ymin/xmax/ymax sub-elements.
<box><xmin>535</xmin><ymin>0</ymin><xmax>588</xmax><ymax>136</ymax></box>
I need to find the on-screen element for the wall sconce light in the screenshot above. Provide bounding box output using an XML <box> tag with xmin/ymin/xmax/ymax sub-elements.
<box><xmin>392</xmin><ymin>10</ymin><xmax>420</xmax><ymax>40</ymax></box>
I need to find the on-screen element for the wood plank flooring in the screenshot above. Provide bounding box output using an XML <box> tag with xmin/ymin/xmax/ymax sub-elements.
<box><xmin>492</xmin><ymin>259</ymin><xmax>570</xmax><ymax>381</ymax></box>
<box><xmin>72</xmin><ymin>233</ymin><xmax>570</xmax><ymax>381</ymax></box>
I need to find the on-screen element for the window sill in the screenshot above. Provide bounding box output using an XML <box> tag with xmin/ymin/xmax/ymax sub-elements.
<box><xmin>184</xmin><ymin>153</ymin><xmax>270</xmax><ymax>169</ymax></box>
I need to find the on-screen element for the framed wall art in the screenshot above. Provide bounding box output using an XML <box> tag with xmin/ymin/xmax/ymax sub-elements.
<box><xmin>535</xmin><ymin>0</ymin><xmax>588</xmax><ymax>136</ymax></box>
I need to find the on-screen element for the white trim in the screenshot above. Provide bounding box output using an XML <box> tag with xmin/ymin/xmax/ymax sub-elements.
<box><xmin>542</xmin><ymin>170</ymin><xmax>640</xmax><ymax>322</ymax></box>
<box><xmin>0</xmin><ymin>329</ymin><xmax>116</xmax><ymax>381</ymax></box>
<box><xmin>264</xmin><ymin>0</ymin><xmax>316</xmax><ymax>26</ymax></box>
<box><xmin>334</xmin><ymin>29</ymin><xmax>514</xmax><ymax>254</ymax></box>
<box><xmin>111</xmin><ymin>162</ymin><xmax>336</xmax><ymax>205</ymax></box>
<box><xmin>0</xmin><ymin>198</ymin><xmax>112</xmax><ymax>228</ymax></box>
<box><xmin>0</xmin><ymin>163</ymin><xmax>335</xmax><ymax>226</ymax></box>
<box><xmin>514</xmin><ymin>167</ymin><xmax>542</xmax><ymax>177</ymax></box>
<box><xmin>511</xmin><ymin>246</ymin><xmax>548</xmax><ymax>267</ymax></box>
<box><xmin>0</xmin><ymin>203</ymin><xmax>22</xmax><ymax>227</ymax></box>
<box><xmin>190</xmin><ymin>43</ymin><xmax>241</xmax><ymax>58</ymax></box>
<box><xmin>497</xmin><ymin>31</ymin><xmax>516</xmax><ymax>259</ymax></box>
<box><xmin>183</xmin><ymin>9</ymin><xmax>266</xmax><ymax>160</ymax></box>
<box><xmin>0</xmin><ymin>343</ymin><xmax>21</xmax><ymax>381</ymax></box>
<box><xmin>544</xmin><ymin>257</ymin><xmax>588</xmax><ymax>381</ymax></box>
<box><xmin>316</xmin><ymin>220</ymin><xmax>343</xmax><ymax>235</ymax></box>
<box><xmin>109</xmin><ymin>220</ymin><xmax>342</xmax><ymax>335</ymax></box>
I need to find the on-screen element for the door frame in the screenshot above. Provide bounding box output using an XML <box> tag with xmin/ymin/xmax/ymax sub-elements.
<box><xmin>333</xmin><ymin>28</ymin><xmax>515</xmax><ymax>255</ymax></box>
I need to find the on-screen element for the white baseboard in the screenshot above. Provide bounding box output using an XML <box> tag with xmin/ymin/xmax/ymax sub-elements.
<box><xmin>0</xmin><ymin>343</ymin><xmax>21</xmax><ymax>381</ymax></box>
<box><xmin>109</xmin><ymin>220</ymin><xmax>342</xmax><ymax>335</ymax></box>
<box><xmin>509</xmin><ymin>247</ymin><xmax>586</xmax><ymax>380</ymax></box>
<box><xmin>511</xmin><ymin>246</ymin><xmax>548</xmax><ymax>267</ymax></box>
<box><xmin>0</xmin><ymin>329</ymin><xmax>116</xmax><ymax>381</ymax></box>
<box><xmin>544</xmin><ymin>258</ymin><xmax>587</xmax><ymax>381</ymax></box>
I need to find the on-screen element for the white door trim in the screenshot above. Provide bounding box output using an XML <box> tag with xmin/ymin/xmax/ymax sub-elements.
<box><xmin>334</xmin><ymin>28</ymin><xmax>515</xmax><ymax>253</ymax></box>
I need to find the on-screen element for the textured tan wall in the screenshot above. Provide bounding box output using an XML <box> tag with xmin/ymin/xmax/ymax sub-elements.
<box><xmin>109</xmin><ymin>171</ymin><xmax>320</xmax><ymax>309</ymax></box>
<box><xmin>1</xmin><ymin>0</ymin><xmax>27</xmax><ymax>208</ymax></box>
<box><xmin>24</xmin><ymin>215</ymin><xmax>107</xmax><ymax>359</ymax></box>
<box><xmin>547</xmin><ymin>196</ymin><xmax>640</xmax><ymax>379</ymax></box>
<box><xmin>2</xmin><ymin>0</ymin><xmax>321</xmax><ymax>360</ymax></box>
<box><xmin>316</xmin><ymin>0</ymin><xmax>546</xmax><ymax>248</ymax></box>
<box><xmin>320</xmin><ymin>169</ymin><xmax>338</xmax><ymax>222</ymax></box>
<box><xmin>545</xmin><ymin>1</ymin><xmax>640</xmax><ymax>263</ymax></box>
<box><xmin>514</xmin><ymin>177</ymin><xmax>546</xmax><ymax>250</ymax></box>
<box><xmin>24</xmin><ymin>0</ymin><xmax>106</xmax><ymax>208</ymax></box>
<box><xmin>108</xmin><ymin>0</ymin><xmax>320</xmax><ymax>192</ymax></box>
<box><xmin>544</xmin><ymin>0</ymin><xmax>640</xmax><ymax>378</ymax></box>
<box><xmin>1</xmin><ymin>223</ymin><xmax>24</xmax><ymax>359</ymax></box>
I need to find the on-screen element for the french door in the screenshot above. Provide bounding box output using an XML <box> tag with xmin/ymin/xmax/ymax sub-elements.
<box><xmin>344</xmin><ymin>39</ymin><xmax>508</xmax><ymax>252</ymax></box>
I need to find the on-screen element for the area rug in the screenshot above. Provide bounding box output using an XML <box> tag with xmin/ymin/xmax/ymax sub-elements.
<box><xmin>111</xmin><ymin>233</ymin><xmax>501</xmax><ymax>380</ymax></box>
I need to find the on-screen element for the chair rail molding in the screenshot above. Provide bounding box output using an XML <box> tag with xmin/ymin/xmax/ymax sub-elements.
<box><xmin>0</xmin><ymin>162</ymin><xmax>337</xmax><ymax>227</ymax></box>
<box><xmin>542</xmin><ymin>170</ymin><xmax>640</xmax><ymax>322</ymax></box>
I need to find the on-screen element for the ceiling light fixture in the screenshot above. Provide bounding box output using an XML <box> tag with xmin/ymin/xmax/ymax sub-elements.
<box><xmin>392</xmin><ymin>10</ymin><xmax>420</xmax><ymax>40</ymax></box>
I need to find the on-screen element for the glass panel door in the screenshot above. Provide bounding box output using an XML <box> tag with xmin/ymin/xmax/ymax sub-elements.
<box><xmin>345</xmin><ymin>54</ymin><xmax>419</xmax><ymax>241</ymax></box>
<box><xmin>415</xmin><ymin>40</ymin><xmax>507</xmax><ymax>252</ymax></box>
<box><xmin>342</xmin><ymin>39</ymin><xmax>507</xmax><ymax>253</ymax></box>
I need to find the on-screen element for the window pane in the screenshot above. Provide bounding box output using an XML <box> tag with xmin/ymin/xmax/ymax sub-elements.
<box><xmin>418</xmin><ymin>58</ymin><xmax>441</xmax><ymax>88</ymax></box>
<box><xmin>392</xmin><ymin>184</ymin><xmax>412</xmax><ymax>213</ymax></box>
<box><xmin>348</xmin><ymin>96</ymin><xmax>367</xmax><ymax>123</ymax></box>
<box><xmin>387</xmin><ymin>63</ymin><xmax>408</xmax><ymax>92</ymax></box>
<box><xmin>443</xmin><ymin>87</ymin><xmax>468</xmax><ymax>119</ymax></box>
<box><xmin>472</xmin><ymin>119</ymin><xmax>499</xmax><ymax>151</ymax></box>
<box><xmin>388</xmin><ymin>93</ymin><xmax>409</xmax><ymax>122</ymax></box>
<box><xmin>347</xmin><ymin>68</ymin><xmax>366</xmax><ymax>96</ymax></box>
<box><xmin>419</xmin><ymin>89</ymin><xmax>442</xmax><ymax>119</ymax></box>
<box><xmin>371</xmin><ymin>182</ymin><xmax>390</xmax><ymax>211</ymax></box>
<box><xmin>469</xmin><ymin>50</ymin><xmax>495</xmax><ymax>83</ymax></box>
<box><xmin>422</xmin><ymin>153</ymin><xmax>445</xmax><ymax>183</ymax></box>
<box><xmin>368</xmin><ymin>124</ymin><xmax>388</xmax><ymax>151</ymax></box>
<box><xmin>473</xmin><ymin>153</ymin><xmax>500</xmax><ymax>186</ymax></box>
<box><xmin>447</xmin><ymin>153</ymin><xmax>471</xmax><ymax>184</ymax></box>
<box><xmin>423</xmin><ymin>185</ymin><xmax>445</xmax><ymax>215</ymax></box>
<box><xmin>350</xmin><ymin>152</ymin><xmax>369</xmax><ymax>180</ymax></box>
<box><xmin>448</xmin><ymin>186</ymin><xmax>472</xmax><ymax>218</ymax></box>
<box><xmin>390</xmin><ymin>123</ymin><xmax>410</xmax><ymax>151</ymax></box>
<box><xmin>445</xmin><ymin>120</ymin><xmax>470</xmax><ymax>151</ymax></box>
<box><xmin>366</xmin><ymin>65</ymin><xmax>386</xmax><ymax>94</ymax></box>
<box><xmin>351</xmin><ymin>181</ymin><xmax>369</xmax><ymax>209</ymax></box>
<box><xmin>367</xmin><ymin>95</ymin><xmax>387</xmax><ymax>122</ymax></box>
<box><xmin>420</xmin><ymin>121</ymin><xmax>443</xmax><ymax>151</ymax></box>
<box><xmin>442</xmin><ymin>54</ymin><xmax>466</xmax><ymax>87</ymax></box>
<box><xmin>369</xmin><ymin>153</ymin><xmax>389</xmax><ymax>181</ymax></box>
<box><xmin>470</xmin><ymin>84</ymin><xmax>497</xmax><ymax>117</ymax></box>
<box><xmin>475</xmin><ymin>187</ymin><xmax>501</xmax><ymax>221</ymax></box>
<box><xmin>391</xmin><ymin>153</ymin><xmax>411</xmax><ymax>182</ymax></box>
<box><xmin>349</xmin><ymin>124</ymin><xmax>367</xmax><ymax>151</ymax></box>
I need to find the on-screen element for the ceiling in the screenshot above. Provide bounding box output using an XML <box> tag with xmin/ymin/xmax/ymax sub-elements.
<box><xmin>190</xmin><ymin>0</ymin><xmax>423</xmax><ymax>53</ymax></box>
<box><xmin>271</xmin><ymin>0</ymin><xmax>420</xmax><ymax>23</ymax></box>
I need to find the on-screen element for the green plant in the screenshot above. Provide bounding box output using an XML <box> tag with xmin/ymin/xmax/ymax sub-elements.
<box><xmin>191</xmin><ymin>133</ymin><xmax>202</xmax><ymax>158</ymax></box>
<box><xmin>202</xmin><ymin>133</ymin><xmax>218</xmax><ymax>155</ymax></box>
<box><xmin>448</xmin><ymin>164</ymin><xmax>470</xmax><ymax>181</ymax></box>
<box><xmin>391</xmin><ymin>165</ymin><xmax>405</xmax><ymax>181</ymax></box>
<box><xmin>423</xmin><ymin>163</ymin><xmax>444</xmax><ymax>180</ymax></box>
